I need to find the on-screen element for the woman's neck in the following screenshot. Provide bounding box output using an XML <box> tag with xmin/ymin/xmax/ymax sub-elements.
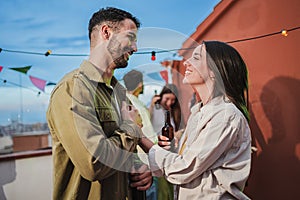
<box><xmin>194</xmin><ymin>83</ymin><xmax>214</xmax><ymax>105</ymax></box>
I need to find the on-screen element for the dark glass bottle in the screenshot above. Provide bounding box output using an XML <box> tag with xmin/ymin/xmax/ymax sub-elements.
<box><xmin>154</xmin><ymin>90</ymin><xmax>161</xmax><ymax>109</ymax></box>
<box><xmin>161</xmin><ymin>110</ymin><xmax>174</xmax><ymax>151</ymax></box>
<box><xmin>131</xmin><ymin>158</ymin><xmax>146</xmax><ymax>200</ymax></box>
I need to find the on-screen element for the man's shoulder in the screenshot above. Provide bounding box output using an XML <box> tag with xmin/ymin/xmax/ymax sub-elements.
<box><xmin>56</xmin><ymin>68</ymin><xmax>79</xmax><ymax>86</ymax></box>
<box><xmin>50</xmin><ymin>68</ymin><xmax>79</xmax><ymax>95</ymax></box>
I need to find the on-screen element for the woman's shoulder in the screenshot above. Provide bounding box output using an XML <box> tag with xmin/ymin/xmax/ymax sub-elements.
<box><xmin>207</xmin><ymin>97</ymin><xmax>246</xmax><ymax>124</ymax></box>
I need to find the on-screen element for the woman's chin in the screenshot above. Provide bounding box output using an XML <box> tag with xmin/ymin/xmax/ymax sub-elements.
<box><xmin>183</xmin><ymin>77</ymin><xmax>189</xmax><ymax>84</ymax></box>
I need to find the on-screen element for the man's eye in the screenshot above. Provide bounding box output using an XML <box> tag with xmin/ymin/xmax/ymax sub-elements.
<box><xmin>128</xmin><ymin>35</ymin><xmax>136</xmax><ymax>42</ymax></box>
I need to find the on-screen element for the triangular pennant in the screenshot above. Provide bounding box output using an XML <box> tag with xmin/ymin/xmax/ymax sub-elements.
<box><xmin>10</xmin><ymin>65</ymin><xmax>32</xmax><ymax>74</ymax></box>
<box><xmin>160</xmin><ymin>70</ymin><xmax>168</xmax><ymax>84</ymax></box>
<box><xmin>29</xmin><ymin>75</ymin><xmax>46</xmax><ymax>92</ymax></box>
<box><xmin>0</xmin><ymin>66</ymin><xmax>3</xmax><ymax>73</ymax></box>
<box><xmin>147</xmin><ymin>72</ymin><xmax>164</xmax><ymax>81</ymax></box>
<box><xmin>46</xmin><ymin>82</ymin><xmax>57</xmax><ymax>86</ymax></box>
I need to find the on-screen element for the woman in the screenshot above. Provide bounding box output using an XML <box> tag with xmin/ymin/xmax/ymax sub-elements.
<box><xmin>149</xmin><ymin>84</ymin><xmax>184</xmax><ymax>140</ymax></box>
<box><xmin>149</xmin><ymin>84</ymin><xmax>184</xmax><ymax>200</ymax></box>
<box><xmin>139</xmin><ymin>41</ymin><xmax>252</xmax><ymax>199</ymax></box>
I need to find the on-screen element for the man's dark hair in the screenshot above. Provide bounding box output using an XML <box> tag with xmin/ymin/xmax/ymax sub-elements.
<box><xmin>123</xmin><ymin>70</ymin><xmax>143</xmax><ymax>91</ymax></box>
<box><xmin>88</xmin><ymin>7</ymin><xmax>141</xmax><ymax>39</ymax></box>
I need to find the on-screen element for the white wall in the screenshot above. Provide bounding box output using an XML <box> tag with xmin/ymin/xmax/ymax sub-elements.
<box><xmin>0</xmin><ymin>155</ymin><xmax>52</xmax><ymax>200</ymax></box>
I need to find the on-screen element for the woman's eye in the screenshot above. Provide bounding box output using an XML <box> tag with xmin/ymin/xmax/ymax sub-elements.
<box><xmin>193</xmin><ymin>56</ymin><xmax>200</xmax><ymax>60</ymax></box>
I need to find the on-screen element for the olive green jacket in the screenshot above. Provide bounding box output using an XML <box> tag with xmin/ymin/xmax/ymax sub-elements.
<box><xmin>47</xmin><ymin>60</ymin><xmax>142</xmax><ymax>200</ymax></box>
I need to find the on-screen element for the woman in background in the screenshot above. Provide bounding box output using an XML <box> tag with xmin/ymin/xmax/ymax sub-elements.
<box><xmin>149</xmin><ymin>84</ymin><xmax>184</xmax><ymax>139</ymax></box>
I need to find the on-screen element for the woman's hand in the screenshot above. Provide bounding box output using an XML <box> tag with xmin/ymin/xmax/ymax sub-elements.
<box><xmin>158</xmin><ymin>135</ymin><xmax>172</xmax><ymax>150</ymax></box>
<box><xmin>151</xmin><ymin>96</ymin><xmax>160</xmax><ymax>107</ymax></box>
<box><xmin>174</xmin><ymin>129</ymin><xmax>184</xmax><ymax>148</ymax></box>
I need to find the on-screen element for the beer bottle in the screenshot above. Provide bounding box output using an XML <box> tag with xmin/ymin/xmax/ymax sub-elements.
<box><xmin>131</xmin><ymin>156</ymin><xmax>146</xmax><ymax>200</ymax></box>
<box><xmin>161</xmin><ymin>110</ymin><xmax>174</xmax><ymax>151</ymax></box>
<box><xmin>154</xmin><ymin>90</ymin><xmax>161</xmax><ymax>109</ymax></box>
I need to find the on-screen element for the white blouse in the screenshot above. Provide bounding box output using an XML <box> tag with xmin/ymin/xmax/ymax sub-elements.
<box><xmin>148</xmin><ymin>96</ymin><xmax>252</xmax><ymax>199</ymax></box>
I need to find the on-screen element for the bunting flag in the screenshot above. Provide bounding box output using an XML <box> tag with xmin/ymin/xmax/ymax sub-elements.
<box><xmin>160</xmin><ymin>70</ymin><xmax>168</xmax><ymax>84</ymax></box>
<box><xmin>10</xmin><ymin>65</ymin><xmax>32</xmax><ymax>74</ymax></box>
<box><xmin>29</xmin><ymin>75</ymin><xmax>47</xmax><ymax>92</ymax></box>
<box><xmin>46</xmin><ymin>82</ymin><xmax>57</xmax><ymax>86</ymax></box>
<box><xmin>147</xmin><ymin>72</ymin><xmax>164</xmax><ymax>81</ymax></box>
<box><xmin>0</xmin><ymin>66</ymin><xmax>3</xmax><ymax>73</ymax></box>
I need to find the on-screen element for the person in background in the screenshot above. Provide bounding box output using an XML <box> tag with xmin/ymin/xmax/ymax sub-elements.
<box><xmin>149</xmin><ymin>83</ymin><xmax>184</xmax><ymax>200</ymax></box>
<box><xmin>139</xmin><ymin>41</ymin><xmax>252</xmax><ymax>199</ymax></box>
<box><xmin>149</xmin><ymin>84</ymin><xmax>185</xmax><ymax>146</ymax></box>
<box><xmin>46</xmin><ymin>7</ymin><xmax>152</xmax><ymax>200</ymax></box>
<box><xmin>123</xmin><ymin>69</ymin><xmax>158</xmax><ymax>200</ymax></box>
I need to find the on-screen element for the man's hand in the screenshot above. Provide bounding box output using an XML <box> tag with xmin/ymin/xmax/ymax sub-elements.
<box><xmin>130</xmin><ymin>164</ymin><xmax>152</xmax><ymax>191</ymax></box>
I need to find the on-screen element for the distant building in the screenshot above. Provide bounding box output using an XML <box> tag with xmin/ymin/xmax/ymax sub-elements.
<box><xmin>0</xmin><ymin>122</ymin><xmax>50</xmax><ymax>153</ymax></box>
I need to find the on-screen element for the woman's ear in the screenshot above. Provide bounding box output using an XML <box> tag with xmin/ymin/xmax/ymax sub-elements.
<box><xmin>209</xmin><ymin>70</ymin><xmax>215</xmax><ymax>79</ymax></box>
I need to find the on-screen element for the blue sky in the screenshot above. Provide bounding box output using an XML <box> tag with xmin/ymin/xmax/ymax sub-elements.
<box><xmin>0</xmin><ymin>0</ymin><xmax>220</xmax><ymax>125</ymax></box>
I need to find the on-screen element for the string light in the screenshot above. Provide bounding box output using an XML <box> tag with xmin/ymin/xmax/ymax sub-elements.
<box><xmin>0</xmin><ymin>26</ymin><xmax>299</xmax><ymax>59</ymax></box>
<box><xmin>151</xmin><ymin>51</ymin><xmax>156</xmax><ymax>61</ymax></box>
<box><xmin>0</xmin><ymin>78</ymin><xmax>50</xmax><ymax>95</ymax></box>
<box><xmin>44</xmin><ymin>50</ymin><xmax>52</xmax><ymax>56</ymax></box>
<box><xmin>281</xmin><ymin>29</ymin><xmax>288</xmax><ymax>36</ymax></box>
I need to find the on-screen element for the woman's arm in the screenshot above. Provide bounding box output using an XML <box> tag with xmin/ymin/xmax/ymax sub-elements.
<box><xmin>139</xmin><ymin>135</ymin><xmax>172</xmax><ymax>153</ymax></box>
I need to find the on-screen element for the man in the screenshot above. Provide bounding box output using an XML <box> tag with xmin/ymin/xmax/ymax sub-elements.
<box><xmin>123</xmin><ymin>70</ymin><xmax>158</xmax><ymax>200</ymax></box>
<box><xmin>123</xmin><ymin>70</ymin><xmax>157</xmax><ymax>145</ymax></box>
<box><xmin>47</xmin><ymin>7</ymin><xmax>152</xmax><ymax>200</ymax></box>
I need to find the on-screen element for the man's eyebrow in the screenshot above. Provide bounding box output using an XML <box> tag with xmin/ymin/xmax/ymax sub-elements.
<box><xmin>128</xmin><ymin>32</ymin><xmax>136</xmax><ymax>37</ymax></box>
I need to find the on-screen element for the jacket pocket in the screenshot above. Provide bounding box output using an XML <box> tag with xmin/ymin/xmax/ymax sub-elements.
<box><xmin>96</xmin><ymin>107</ymin><xmax>119</xmax><ymax>137</ymax></box>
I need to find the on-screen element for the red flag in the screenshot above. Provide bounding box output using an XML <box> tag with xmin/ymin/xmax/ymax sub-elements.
<box><xmin>160</xmin><ymin>70</ymin><xmax>168</xmax><ymax>84</ymax></box>
<box><xmin>29</xmin><ymin>75</ymin><xmax>46</xmax><ymax>92</ymax></box>
<box><xmin>0</xmin><ymin>66</ymin><xmax>3</xmax><ymax>73</ymax></box>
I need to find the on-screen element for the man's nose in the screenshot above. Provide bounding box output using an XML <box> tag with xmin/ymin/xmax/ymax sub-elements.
<box><xmin>131</xmin><ymin>42</ymin><xmax>137</xmax><ymax>52</ymax></box>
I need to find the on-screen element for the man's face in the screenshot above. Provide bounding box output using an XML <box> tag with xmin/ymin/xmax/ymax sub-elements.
<box><xmin>107</xmin><ymin>19</ymin><xmax>138</xmax><ymax>69</ymax></box>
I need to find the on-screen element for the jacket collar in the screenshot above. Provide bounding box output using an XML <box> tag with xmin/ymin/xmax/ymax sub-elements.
<box><xmin>191</xmin><ymin>95</ymin><xmax>230</xmax><ymax>114</ymax></box>
<box><xmin>78</xmin><ymin>60</ymin><xmax>127</xmax><ymax>101</ymax></box>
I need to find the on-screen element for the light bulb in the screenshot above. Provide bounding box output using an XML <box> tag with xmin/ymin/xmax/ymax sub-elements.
<box><xmin>281</xmin><ymin>29</ymin><xmax>288</xmax><ymax>37</ymax></box>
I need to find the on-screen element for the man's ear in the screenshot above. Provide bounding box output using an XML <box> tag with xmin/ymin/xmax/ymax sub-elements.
<box><xmin>101</xmin><ymin>24</ymin><xmax>111</xmax><ymax>40</ymax></box>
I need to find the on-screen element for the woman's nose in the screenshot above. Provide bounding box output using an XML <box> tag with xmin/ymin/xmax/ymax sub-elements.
<box><xmin>183</xmin><ymin>59</ymin><xmax>190</xmax><ymax>67</ymax></box>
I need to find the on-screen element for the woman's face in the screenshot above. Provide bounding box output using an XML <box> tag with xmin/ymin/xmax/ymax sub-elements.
<box><xmin>160</xmin><ymin>93</ymin><xmax>176</xmax><ymax>110</ymax></box>
<box><xmin>183</xmin><ymin>44</ymin><xmax>214</xmax><ymax>86</ymax></box>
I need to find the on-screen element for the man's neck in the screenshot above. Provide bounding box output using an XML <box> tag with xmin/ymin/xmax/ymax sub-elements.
<box><xmin>102</xmin><ymin>70</ymin><xmax>114</xmax><ymax>86</ymax></box>
<box><xmin>88</xmin><ymin>42</ymin><xmax>115</xmax><ymax>85</ymax></box>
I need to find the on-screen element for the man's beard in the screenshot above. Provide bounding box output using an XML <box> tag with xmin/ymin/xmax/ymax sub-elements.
<box><xmin>107</xmin><ymin>36</ymin><xmax>131</xmax><ymax>69</ymax></box>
